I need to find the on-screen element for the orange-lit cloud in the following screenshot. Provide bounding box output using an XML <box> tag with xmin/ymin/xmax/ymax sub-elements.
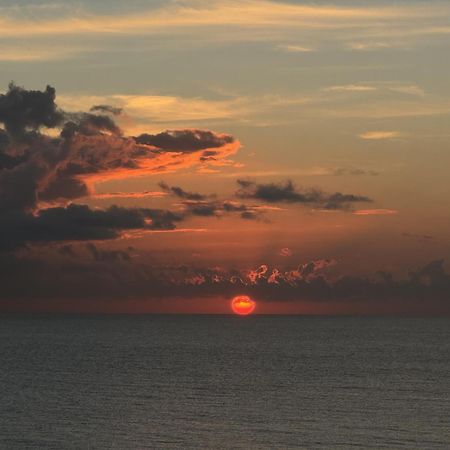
<box><xmin>353</xmin><ymin>209</ymin><xmax>398</xmax><ymax>216</ymax></box>
<box><xmin>90</xmin><ymin>191</ymin><xmax>167</xmax><ymax>200</ymax></box>
<box><xmin>279</xmin><ymin>247</ymin><xmax>293</xmax><ymax>257</ymax></box>
<box><xmin>0</xmin><ymin>84</ymin><xmax>243</xmax><ymax>251</ymax></box>
<box><xmin>0</xmin><ymin>1</ymin><xmax>420</xmax><ymax>38</ymax></box>
<box><xmin>75</xmin><ymin>135</ymin><xmax>241</xmax><ymax>188</ymax></box>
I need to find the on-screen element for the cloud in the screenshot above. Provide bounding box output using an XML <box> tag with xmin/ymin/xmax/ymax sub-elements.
<box><xmin>333</xmin><ymin>167</ymin><xmax>380</xmax><ymax>176</ymax></box>
<box><xmin>0</xmin><ymin>83</ymin><xmax>239</xmax><ymax>204</ymax></box>
<box><xmin>2</xmin><ymin>256</ymin><xmax>450</xmax><ymax>315</ymax></box>
<box><xmin>57</xmin><ymin>93</ymin><xmax>312</xmax><ymax>132</ymax></box>
<box><xmin>278</xmin><ymin>44</ymin><xmax>314</xmax><ymax>53</ymax></box>
<box><xmin>0</xmin><ymin>204</ymin><xmax>184</xmax><ymax>251</ymax></box>
<box><xmin>90</xmin><ymin>191</ymin><xmax>167</xmax><ymax>200</ymax></box>
<box><xmin>85</xmin><ymin>243</ymin><xmax>132</xmax><ymax>262</ymax></box>
<box><xmin>359</xmin><ymin>131</ymin><xmax>403</xmax><ymax>140</ymax></box>
<box><xmin>181</xmin><ymin>199</ymin><xmax>265</xmax><ymax>221</ymax></box>
<box><xmin>58</xmin><ymin>89</ymin><xmax>446</xmax><ymax>132</ymax></box>
<box><xmin>0</xmin><ymin>46</ymin><xmax>82</xmax><ymax>62</ymax></box>
<box><xmin>279</xmin><ymin>247</ymin><xmax>293</xmax><ymax>257</ymax></box>
<box><xmin>59</xmin><ymin>94</ymin><xmax>241</xmax><ymax>126</ymax></box>
<box><xmin>388</xmin><ymin>85</ymin><xmax>425</xmax><ymax>97</ymax></box>
<box><xmin>0</xmin><ymin>83</ymin><xmax>240</xmax><ymax>250</ymax></box>
<box><xmin>159</xmin><ymin>181</ymin><xmax>208</xmax><ymax>201</ymax></box>
<box><xmin>236</xmin><ymin>179</ymin><xmax>372</xmax><ymax>210</ymax></box>
<box><xmin>324</xmin><ymin>85</ymin><xmax>377</xmax><ymax>92</ymax></box>
<box><xmin>1</xmin><ymin>0</ymin><xmax>448</xmax><ymax>74</ymax></box>
<box><xmin>159</xmin><ymin>181</ymin><xmax>271</xmax><ymax>220</ymax></box>
<box><xmin>136</xmin><ymin>130</ymin><xmax>234</xmax><ymax>152</ymax></box>
<box><xmin>353</xmin><ymin>209</ymin><xmax>398</xmax><ymax>216</ymax></box>
<box><xmin>347</xmin><ymin>42</ymin><xmax>395</xmax><ymax>51</ymax></box>
<box><xmin>323</xmin><ymin>83</ymin><xmax>426</xmax><ymax>98</ymax></box>
<box><xmin>0</xmin><ymin>83</ymin><xmax>63</xmax><ymax>137</ymax></box>
<box><xmin>160</xmin><ymin>178</ymin><xmax>373</xmax><ymax>219</ymax></box>
<box><xmin>0</xmin><ymin>1</ymin><xmax>419</xmax><ymax>38</ymax></box>
<box><xmin>90</xmin><ymin>105</ymin><xmax>123</xmax><ymax>116</ymax></box>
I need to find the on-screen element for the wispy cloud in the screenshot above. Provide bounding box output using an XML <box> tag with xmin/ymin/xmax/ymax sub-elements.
<box><xmin>58</xmin><ymin>93</ymin><xmax>313</xmax><ymax>131</ymax></box>
<box><xmin>323</xmin><ymin>83</ymin><xmax>425</xmax><ymax>97</ymax></box>
<box><xmin>359</xmin><ymin>131</ymin><xmax>403</xmax><ymax>140</ymax></box>
<box><xmin>324</xmin><ymin>84</ymin><xmax>377</xmax><ymax>93</ymax></box>
<box><xmin>388</xmin><ymin>85</ymin><xmax>425</xmax><ymax>97</ymax></box>
<box><xmin>347</xmin><ymin>41</ymin><xmax>396</xmax><ymax>51</ymax></box>
<box><xmin>90</xmin><ymin>191</ymin><xmax>167</xmax><ymax>200</ymax></box>
<box><xmin>59</xmin><ymin>94</ymin><xmax>242</xmax><ymax>129</ymax></box>
<box><xmin>353</xmin><ymin>209</ymin><xmax>398</xmax><ymax>216</ymax></box>
<box><xmin>0</xmin><ymin>46</ymin><xmax>82</xmax><ymax>62</ymax></box>
<box><xmin>0</xmin><ymin>0</ymin><xmax>447</xmax><ymax>39</ymax></box>
<box><xmin>277</xmin><ymin>44</ymin><xmax>314</xmax><ymax>53</ymax></box>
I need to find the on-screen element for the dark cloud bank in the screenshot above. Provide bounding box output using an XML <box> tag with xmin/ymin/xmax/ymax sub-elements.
<box><xmin>236</xmin><ymin>179</ymin><xmax>372</xmax><ymax>210</ymax></box>
<box><xmin>0</xmin><ymin>83</ymin><xmax>448</xmax><ymax>312</ymax></box>
<box><xmin>0</xmin><ymin>83</ymin><xmax>239</xmax><ymax>252</ymax></box>
<box><xmin>1</xmin><ymin>253</ymin><xmax>450</xmax><ymax>314</ymax></box>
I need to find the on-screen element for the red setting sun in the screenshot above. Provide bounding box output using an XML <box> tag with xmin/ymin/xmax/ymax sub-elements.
<box><xmin>231</xmin><ymin>295</ymin><xmax>256</xmax><ymax>315</ymax></box>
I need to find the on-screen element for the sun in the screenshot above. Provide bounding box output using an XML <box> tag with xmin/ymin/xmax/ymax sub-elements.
<box><xmin>231</xmin><ymin>295</ymin><xmax>256</xmax><ymax>316</ymax></box>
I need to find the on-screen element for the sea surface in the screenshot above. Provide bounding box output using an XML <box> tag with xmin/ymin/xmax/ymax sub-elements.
<box><xmin>0</xmin><ymin>315</ymin><xmax>449</xmax><ymax>449</ymax></box>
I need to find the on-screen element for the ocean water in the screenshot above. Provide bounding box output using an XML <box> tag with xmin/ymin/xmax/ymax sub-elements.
<box><xmin>0</xmin><ymin>315</ymin><xmax>449</xmax><ymax>449</ymax></box>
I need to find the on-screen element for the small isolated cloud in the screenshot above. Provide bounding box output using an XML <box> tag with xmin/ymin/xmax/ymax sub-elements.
<box><xmin>359</xmin><ymin>131</ymin><xmax>403</xmax><ymax>140</ymax></box>
<box><xmin>279</xmin><ymin>247</ymin><xmax>293</xmax><ymax>257</ymax></box>
<box><xmin>353</xmin><ymin>209</ymin><xmax>398</xmax><ymax>216</ymax></box>
<box><xmin>135</xmin><ymin>130</ymin><xmax>234</xmax><ymax>153</ymax></box>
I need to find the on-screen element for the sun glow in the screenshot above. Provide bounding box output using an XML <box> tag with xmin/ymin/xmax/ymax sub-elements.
<box><xmin>231</xmin><ymin>295</ymin><xmax>256</xmax><ymax>315</ymax></box>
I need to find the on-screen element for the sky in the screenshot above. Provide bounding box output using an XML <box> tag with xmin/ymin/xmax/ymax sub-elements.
<box><xmin>1</xmin><ymin>0</ymin><xmax>450</xmax><ymax>314</ymax></box>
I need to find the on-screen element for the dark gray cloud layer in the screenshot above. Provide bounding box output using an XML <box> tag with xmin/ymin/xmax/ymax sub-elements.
<box><xmin>236</xmin><ymin>179</ymin><xmax>372</xmax><ymax>210</ymax></box>
<box><xmin>0</xmin><ymin>204</ymin><xmax>183</xmax><ymax>251</ymax></box>
<box><xmin>0</xmin><ymin>84</ymin><xmax>63</xmax><ymax>137</ymax></box>
<box><xmin>135</xmin><ymin>130</ymin><xmax>234</xmax><ymax>152</ymax></box>
<box><xmin>90</xmin><ymin>105</ymin><xmax>123</xmax><ymax>116</ymax></box>
<box><xmin>85</xmin><ymin>243</ymin><xmax>132</xmax><ymax>262</ymax></box>
<box><xmin>182</xmin><ymin>200</ymin><xmax>262</xmax><ymax>220</ymax></box>
<box><xmin>159</xmin><ymin>181</ymin><xmax>264</xmax><ymax>220</ymax></box>
<box><xmin>159</xmin><ymin>181</ymin><xmax>208</xmax><ymax>201</ymax></box>
<box><xmin>1</xmin><ymin>254</ymin><xmax>449</xmax><ymax>314</ymax></box>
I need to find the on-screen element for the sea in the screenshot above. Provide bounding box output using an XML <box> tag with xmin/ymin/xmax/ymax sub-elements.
<box><xmin>0</xmin><ymin>315</ymin><xmax>449</xmax><ymax>449</ymax></box>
